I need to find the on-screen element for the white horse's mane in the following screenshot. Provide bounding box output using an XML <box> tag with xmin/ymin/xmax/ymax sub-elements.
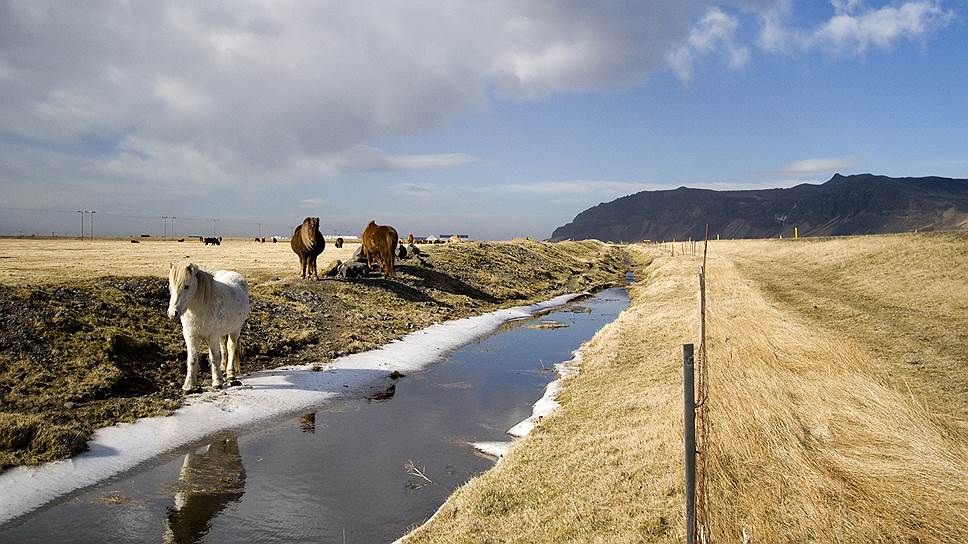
<box><xmin>172</xmin><ymin>262</ymin><xmax>215</xmax><ymax>309</ymax></box>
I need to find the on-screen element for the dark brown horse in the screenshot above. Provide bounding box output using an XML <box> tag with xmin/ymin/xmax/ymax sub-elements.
<box><xmin>361</xmin><ymin>220</ymin><xmax>399</xmax><ymax>279</ymax></box>
<box><xmin>291</xmin><ymin>217</ymin><xmax>326</xmax><ymax>279</ymax></box>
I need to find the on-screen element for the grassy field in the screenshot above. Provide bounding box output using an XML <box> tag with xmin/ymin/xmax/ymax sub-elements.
<box><xmin>0</xmin><ymin>237</ymin><xmax>628</xmax><ymax>469</ymax></box>
<box><xmin>405</xmin><ymin>232</ymin><xmax>968</xmax><ymax>543</ymax></box>
<box><xmin>0</xmin><ymin>237</ymin><xmax>362</xmax><ymax>284</ymax></box>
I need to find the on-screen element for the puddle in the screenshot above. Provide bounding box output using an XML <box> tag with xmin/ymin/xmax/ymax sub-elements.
<box><xmin>0</xmin><ymin>288</ymin><xmax>629</xmax><ymax>544</ymax></box>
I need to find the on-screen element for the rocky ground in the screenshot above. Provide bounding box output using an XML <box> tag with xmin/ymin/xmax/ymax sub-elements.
<box><xmin>0</xmin><ymin>239</ymin><xmax>627</xmax><ymax>470</ymax></box>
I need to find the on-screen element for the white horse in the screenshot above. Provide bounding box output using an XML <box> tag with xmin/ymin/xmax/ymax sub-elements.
<box><xmin>167</xmin><ymin>261</ymin><xmax>249</xmax><ymax>391</ymax></box>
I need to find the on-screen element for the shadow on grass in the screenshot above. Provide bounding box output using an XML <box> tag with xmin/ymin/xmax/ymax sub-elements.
<box><xmin>397</xmin><ymin>265</ymin><xmax>499</xmax><ymax>303</ymax></box>
<box><xmin>342</xmin><ymin>276</ymin><xmax>440</xmax><ymax>304</ymax></box>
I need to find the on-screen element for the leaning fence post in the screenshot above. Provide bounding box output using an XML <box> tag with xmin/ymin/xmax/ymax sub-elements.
<box><xmin>684</xmin><ymin>343</ymin><xmax>696</xmax><ymax>544</ymax></box>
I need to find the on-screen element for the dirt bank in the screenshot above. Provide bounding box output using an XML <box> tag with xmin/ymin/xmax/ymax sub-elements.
<box><xmin>0</xmin><ymin>239</ymin><xmax>627</xmax><ymax>470</ymax></box>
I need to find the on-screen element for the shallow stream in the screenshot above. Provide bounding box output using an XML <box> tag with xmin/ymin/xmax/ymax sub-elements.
<box><xmin>0</xmin><ymin>287</ymin><xmax>629</xmax><ymax>543</ymax></box>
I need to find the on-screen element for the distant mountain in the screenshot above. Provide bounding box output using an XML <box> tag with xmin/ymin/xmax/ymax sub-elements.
<box><xmin>549</xmin><ymin>174</ymin><xmax>968</xmax><ymax>242</ymax></box>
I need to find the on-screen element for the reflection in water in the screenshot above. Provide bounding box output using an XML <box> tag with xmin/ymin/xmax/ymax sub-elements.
<box><xmin>367</xmin><ymin>382</ymin><xmax>396</xmax><ymax>402</ymax></box>
<box><xmin>164</xmin><ymin>435</ymin><xmax>246</xmax><ymax>544</ymax></box>
<box><xmin>299</xmin><ymin>412</ymin><xmax>316</xmax><ymax>433</ymax></box>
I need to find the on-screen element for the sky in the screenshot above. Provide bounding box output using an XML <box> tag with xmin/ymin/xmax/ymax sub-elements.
<box><xmin>1</xmin><ymin>1</ymin><xmax>966</xmax><ymax>239</ymax></box>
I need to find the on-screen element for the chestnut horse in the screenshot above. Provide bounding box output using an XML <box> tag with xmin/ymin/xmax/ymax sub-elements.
<box><xmin>361</xmin><ymin>220</ymin><xmax>399</xmax><ymax>278</ymax></box>
<box><xmin>290</xmin><ymin>217</ymin><xmax>326</xmax><ymax>279</ymax></box>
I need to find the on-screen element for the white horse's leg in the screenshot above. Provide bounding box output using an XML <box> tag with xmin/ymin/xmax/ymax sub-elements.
<box><xmin>226</xmin><ymin>329</ymin><xmax>241</xmax><ymax>381</ymax></box>
<box><xmin>209</xmin><ymin>337</ymin><xmax>224</xmax><ymax>389</ymax></box>
<box><xmin>219</xmin><ymin>336</ymin><xmax>229</xmax><ymax>375</ymax></box>
<box><xmin>182</xmin><ymin>333</ymin><xmax>200</xmax><ymax>391</ymax></box>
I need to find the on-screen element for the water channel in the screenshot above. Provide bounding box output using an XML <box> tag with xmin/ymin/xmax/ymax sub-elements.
<box><xmin>0</xmin><ymin>287</ymin><xmax>630</xmax><ymax>543</ymax></box>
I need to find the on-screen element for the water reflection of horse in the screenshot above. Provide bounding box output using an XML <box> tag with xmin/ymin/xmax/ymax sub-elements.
<box><xmin>164</xmin><ymin>436</ymin><xmax>246</xmax><ymax>544</ymax></box>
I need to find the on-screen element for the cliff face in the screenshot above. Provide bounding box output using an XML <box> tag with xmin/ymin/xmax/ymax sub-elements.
<box><xmin>550</xmin><ymin>174</ymin><xmax>968</xmax><ymax>242</ymax></box>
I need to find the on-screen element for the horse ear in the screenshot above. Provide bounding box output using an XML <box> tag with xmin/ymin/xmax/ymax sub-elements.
<box><xmin>188</xmin><ymin>263</ymin><xmax>197</xmax><ymax>275</ymax></box>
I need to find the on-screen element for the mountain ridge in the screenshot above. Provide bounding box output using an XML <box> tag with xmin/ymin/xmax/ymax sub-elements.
<box><xmin>549</xmin><ymin>173</ymin><xmax>968</xmax><ymax>242</ymax></box>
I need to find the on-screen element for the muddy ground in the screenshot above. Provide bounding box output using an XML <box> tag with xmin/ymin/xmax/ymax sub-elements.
<box><xmin>0</xmin><ymin>240</ymin><xmax>626</xmax><ymax>470</ymax></box>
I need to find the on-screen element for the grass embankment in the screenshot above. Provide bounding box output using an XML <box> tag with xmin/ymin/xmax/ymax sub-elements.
<box><xmin>0</xmin><ymin>238</ymin><xmax>627</xmax><ymax>470</ymax></box>
<box><xmin>405</xmin><ymin>232</ymin><xmax>968</xmax><ymax>543</ymax></box>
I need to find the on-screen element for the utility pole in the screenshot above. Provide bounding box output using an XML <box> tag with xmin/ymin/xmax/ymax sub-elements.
<box><xmin>257</xmin><ymin>222</ymin><xmax>262</xmax><ymax>238</ymax></box>
<box><xmin>171</xmin><ymin>216</ymin><xmax>176</xmax><ymax>238</ymax></box>
<box><xmin>212</xmin><ymin>218</ymin><xmax>218</xmax><ymax>236</ymax></box>
<box><xmin>162</xmin><ymin>216</ymin><xmax>169</xmax><ymax>239</ymax></box>
<box><xmin>90</xmin><ymin>211</ymin><xmax>95</xmax><ymax>239</ymax></box>
<box><xmin>77</xmin><ymin>210</ymin><xmax>85</xmax><ymax>239</ymax></box>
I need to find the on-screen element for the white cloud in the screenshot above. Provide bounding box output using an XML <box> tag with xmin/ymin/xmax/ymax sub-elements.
<box><xmin>774</xmin><ymin>155</ymin><xmax>861</xmax><ymax>175</ymax></box>
<box><xmin>0</xmin><ymin>1</ymin><xmax>785</xmax><ymax>193</ymax></box>
<box><xmin>760</xmin><ymin>0</ymin><xmax>953</xmax><ymax>54</ymax></box>
<box><xmin>298</xmin><ymin>197</ymin><xmax>323</xmax><ymax>209</ymax></box>
<box><xmin>831</xmin><ymin>0</ymin><xmax>865</xmax><ymax>15</ymax></box>
<box><xmin>668</xmin><ymin>7</ymin><xmax>751</xmax><ymax>81</ymax></box>
<box><xmin>492</xmin><ymin>180</ymin><xmax>660</xmax><ymax>195</ymax></box>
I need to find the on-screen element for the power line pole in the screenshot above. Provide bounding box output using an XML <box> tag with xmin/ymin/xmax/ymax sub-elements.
<box><xmin>212</xmin><ymin>218</ymin><xmax>218</xmax><ymax>236</ymax></box>
<box><xmin>257</xmin><ymin>222</ymin><xmax>262</xmax><ymax>238</ymax></box>
<box><xmin>162</xmin><ymin>216</ymin><xmax>169</xmax><ymax>239</ymax></box>
<box><xmin>90</xmin><ymin>211</ymin><xmax>95</xmax><ymax>239</ymax></box>
<box><xmin>77</xmin><ymin>210</ymin><xmax>85</xmax><ymax>239</ymax></box>
<box><xmin>171</xmin><ymin>216</ymin><xmax>176</xmax><ymax>239</ymax></box>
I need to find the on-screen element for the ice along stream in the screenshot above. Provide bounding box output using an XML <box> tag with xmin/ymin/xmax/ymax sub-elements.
<box><xmin>0</xmin><ymin>287</ymin><xmax>630</xmax><ymax>544</ymax></box>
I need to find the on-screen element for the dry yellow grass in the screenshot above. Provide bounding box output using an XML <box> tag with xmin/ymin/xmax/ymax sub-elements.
<box><xmin>405</xmin><ymin>233</ymin><xmax>968</xmax><ymax>543</ymax></box>
<box><xmin>0</xmin><ymin>237</ymin><xmax>361</xmax><ymax>285</ymax></box>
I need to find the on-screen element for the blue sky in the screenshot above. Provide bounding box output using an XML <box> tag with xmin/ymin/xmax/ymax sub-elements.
<box><xmin>1</xmin><ymin>1</ymin><xmax>966</xmax><ymax>239</ymax></box>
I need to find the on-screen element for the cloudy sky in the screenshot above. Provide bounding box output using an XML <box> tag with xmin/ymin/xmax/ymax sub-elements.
<box><xmin>1</xmin><ymin>1</ymin><xmax>966</xmax><ymax>239</ymax></box>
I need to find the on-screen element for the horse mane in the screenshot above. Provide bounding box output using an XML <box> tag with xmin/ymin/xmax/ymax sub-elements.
<box><xmin>192</xmin><ymin>266</ymin><xmax>215</xmax><ymax>308</ymax></box>
<box><xmin>300</xmin><ymin>218</ymin><xmax>316</xmax><ymax>250</ymax></box>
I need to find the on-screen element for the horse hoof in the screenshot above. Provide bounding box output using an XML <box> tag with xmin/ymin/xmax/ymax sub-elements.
<box><xmin>228</xmin><ymin>379</ymin><xmax>243</xmax><ymax>387</ymax></box>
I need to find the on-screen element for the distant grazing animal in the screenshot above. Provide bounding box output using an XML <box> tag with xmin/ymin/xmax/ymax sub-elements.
<box><xmin>203</xmin><ymin>237</ymin><xmax>220</xmax><ymax>246</ymax></box>
<box><xmin>406</xmin><ymin>233</ymin><xmax>414</xmax><ymax>245</ymax></box>
<box><xmin>272</xmin><ymin>237</ymin><xmax>278</xmax><ymax>243</ymax></box>
<box><xmin>254</xmin><ymin>237</ymin><xmax>260</xmax><ymax>242</ymax></box>
<box><xmin>334</xmin><ymin>237</ymin><xmax>344</xmax><ymax>248</ymax></box>
<box><xmin>291</xmin><ymin>217</ymin><xmax>326</xmax><ymax>279</ymax></box>
<box><xmin>167</xmin><ymin>261</ymin><xmax>249</xmax><ymax>391</ymax></box>
<box><xmin>260</xmin><ymin>238</ymin><xmax>265</xmax><ymax>243</ymax></box>
<box><xmin>178</xmin><ymin>238</ymin><xmax>185</xmax><ymax>242</ymax></box>
<box><xmin>199</xmin><ymin>236</ymin><xmax>204</xmax><ymax>242</ymax></box>
<box><xmin>361</xmin><ymin>220</ymin><xmax>399</xmax><ymax>279</ymax></box>
<box><xmin>130</xmin><ymin>240</ymin><xmax>139</xmax><ymax>244</ymax></box>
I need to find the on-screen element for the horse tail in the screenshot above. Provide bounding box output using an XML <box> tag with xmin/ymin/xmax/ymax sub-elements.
<box><xmin>386</xmin><ymin>228</ymin><xmax>398</xmax><ymax>278</ymax></box>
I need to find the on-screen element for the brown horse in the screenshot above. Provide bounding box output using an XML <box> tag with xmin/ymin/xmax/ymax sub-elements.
<box><xmin>361</xmin><ymin>220</ymin><xmax>399</xmax><ymax>278</ymax></box>
<box><xmin>291</xmin><ymin>217</ymin><xmax>326</xmax><ymax>279</ymax></box>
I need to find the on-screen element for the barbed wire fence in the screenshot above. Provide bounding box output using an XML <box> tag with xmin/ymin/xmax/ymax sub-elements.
<box><xmin>685</xmin><ymin>224</ymin><xmax>712</xmax><ymax>544</ymax></box>
<box><xmin>696</xmin><ymin>225</ymin><xmax>711</xmax><ymax>543</ymax></box>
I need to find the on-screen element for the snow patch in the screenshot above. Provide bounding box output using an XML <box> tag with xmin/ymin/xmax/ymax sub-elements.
<box><xmin>0</xmin><ymin>292</ymin><xmax>586</xmax><ymax>525</ymax></box>
<box><xmin>507</xmin><ymin>352</ymin><xmax>581</xmax><ymax>438</ymax></box>
<box><xmin>469</xmin><ymin>441</ymin><xmax>512</xmax><ymax>458</ymax></box>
